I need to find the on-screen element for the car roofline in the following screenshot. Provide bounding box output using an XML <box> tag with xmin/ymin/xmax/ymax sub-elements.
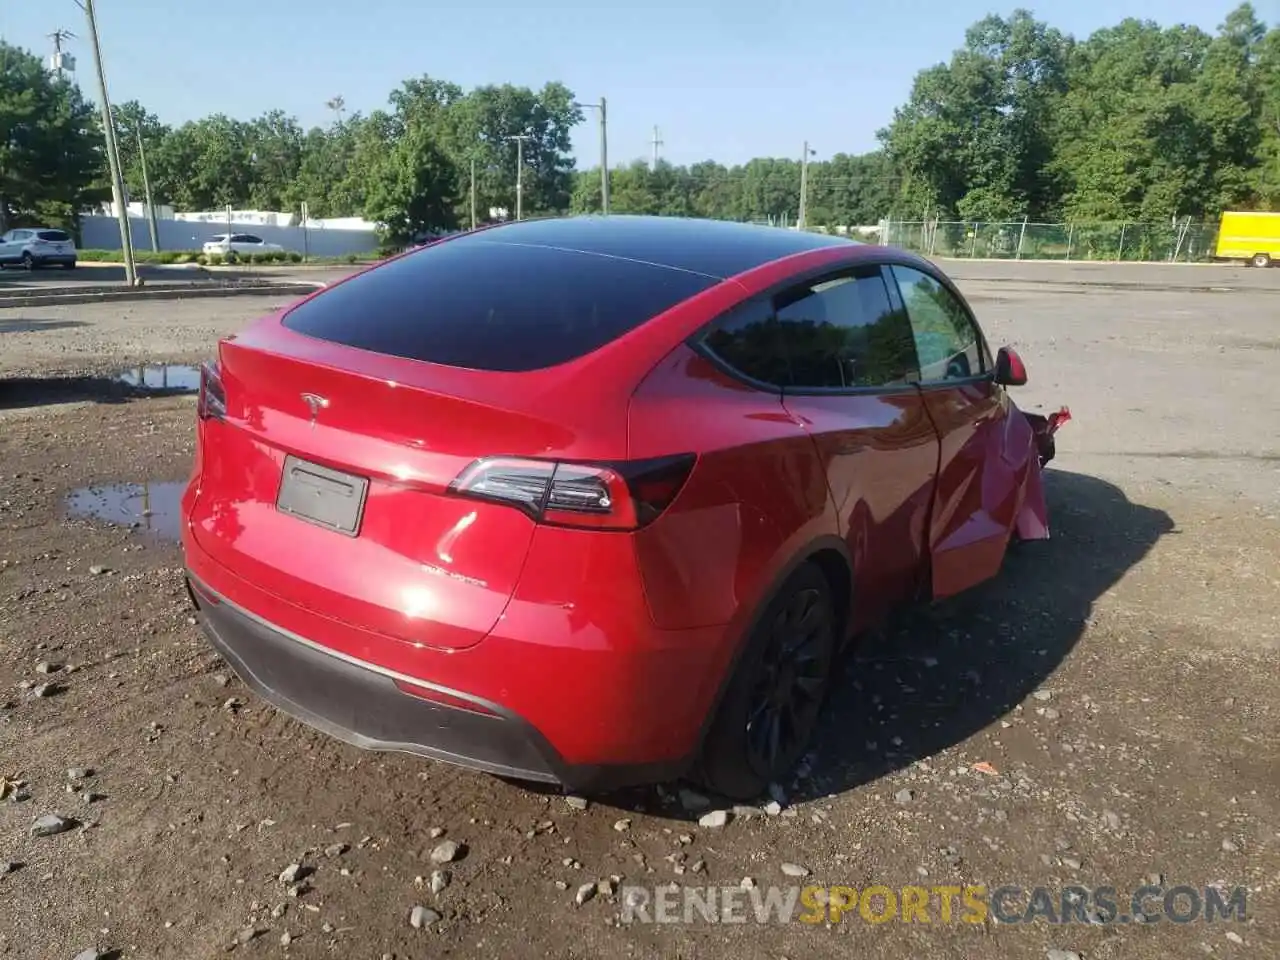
<box><xmin>467</xmin><ymin>214</ymin><xmax>861</xmax><ymax>280</ymax></box>
<box><xmin>450</xmin><ymin>238</ymin><xmax>724</xmax><ymax>281</ymax></box>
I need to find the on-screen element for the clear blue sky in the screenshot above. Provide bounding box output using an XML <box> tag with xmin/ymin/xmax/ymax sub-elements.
<box><xmin>0</xmin><ymin>0</ymin><xmax>1258</xmax><ymax>167</ymax></box>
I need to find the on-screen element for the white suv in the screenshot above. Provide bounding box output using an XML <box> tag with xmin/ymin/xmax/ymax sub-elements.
<box><xmin>0</xmin><ymin>228</ymin><xmax>77</xmax><ymax>269</ymax></box>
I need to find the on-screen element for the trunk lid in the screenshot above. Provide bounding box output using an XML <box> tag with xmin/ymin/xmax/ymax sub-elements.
<box><xmin>188</xmin><ymin>323</ymin><xmax>585</xmax><ymax>652</ymax></box>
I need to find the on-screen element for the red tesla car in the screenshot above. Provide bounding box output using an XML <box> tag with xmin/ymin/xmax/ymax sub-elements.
<box><xmin>182</xmin><ymin>215</ymin><xmax>1064</xmax><ymax>800</ymax></box>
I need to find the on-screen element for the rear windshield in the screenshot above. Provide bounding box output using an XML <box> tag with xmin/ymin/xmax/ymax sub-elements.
<box><xmin>36</xmin><ymin>230</ymin><xmax>70</xmax><ymax>242</ymax></box>
<box><xmin>281</xmin><ymin>237</ymin><xmax>717</xmax><ymax>372</ymax></box>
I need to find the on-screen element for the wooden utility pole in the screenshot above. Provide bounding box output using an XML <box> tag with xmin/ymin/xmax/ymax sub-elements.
<box><xmin>136</xmin><ymin>130</ymin><xmax>159</xmax><ymax>252</ymax></box>
<box><xmin>470</xmin><ymin>157</ymin><xmax>477</xmax><ymax>230</ymax></box>
<box><xmin>82</xmin><ymin>0</ymin><xmax>138</xmax><ymax>284</ymax></box>
<box><xmin>505</xmin><ymin>135</ymin><xmax>532</xmax><ymax>221</ymax></box>
<box><xmin>573</xmin><ymin>98</ymin><xmax>610</xmax><ymax>214</ymax></box>
<box><xmin>798</xmin><ymin>141</ymin><xmax>816</xmax><ymax>229</ymax></box>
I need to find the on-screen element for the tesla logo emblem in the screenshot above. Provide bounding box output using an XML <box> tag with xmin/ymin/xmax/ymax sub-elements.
<box><xmin>300</xmin><ymin>392</ymin><xmax>329</xmax><ymax>427</ymax></box>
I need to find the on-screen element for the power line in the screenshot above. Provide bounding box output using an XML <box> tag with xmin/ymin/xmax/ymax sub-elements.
<box><xmin>567</xmin><ymin>171</ymin><xmax>906</xmax><ymax>187</ymax></box>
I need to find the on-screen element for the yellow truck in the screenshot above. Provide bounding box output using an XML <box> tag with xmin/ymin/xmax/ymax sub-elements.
<box><xmin>1214</xmin><ymin>211</ymin><xmax>1280</xmax><ymax>267</ymax></box>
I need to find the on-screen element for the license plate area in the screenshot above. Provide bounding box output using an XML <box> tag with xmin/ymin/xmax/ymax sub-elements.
<box><xmin>275</xmin><ymin>456</ymin><xmax>369</xmax><ymax>537</ymax></box>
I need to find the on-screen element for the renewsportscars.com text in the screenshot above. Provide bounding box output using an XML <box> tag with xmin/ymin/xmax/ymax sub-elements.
<box><xmin>620</xmin><ymin>883</ymin><xmax>1249</xmax><ymax>925</ymax></box>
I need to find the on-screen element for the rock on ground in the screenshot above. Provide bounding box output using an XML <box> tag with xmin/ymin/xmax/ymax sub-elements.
<box><xmin>409</xmin><ymin>905</ymin><xmax>441</xmax><ymax>929</ymax></box>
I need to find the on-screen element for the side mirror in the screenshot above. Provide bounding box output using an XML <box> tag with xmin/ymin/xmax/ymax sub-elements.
<box><xmin>994</xmin><ymin>346</ymin><xmax>1028</xmax><ymax>386</ymax></box>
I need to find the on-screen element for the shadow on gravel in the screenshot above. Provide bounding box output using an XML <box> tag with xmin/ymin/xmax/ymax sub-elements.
<box><xmin>0</xmin><ymin>263</ymin><xmax>208</xmax><ymax>285</ymax></box>
<box><xmin>0</xmin><ymin>317</ymin><xmax>90</xmax><ymax>333</ymax></box>
<box><xmin>579</xmin><ymin>468</ymin><xmax>1174</xmax><ymax>817</ymax></box>
<box><xmin>795</xmin><ymin>468</ymin><xmax>1175</xmax><ymax>803</ymax></box>
<box><xmin>0</xmin><ymin>372</ymin><xmax>195</xmax><ymax>411</ymax></box>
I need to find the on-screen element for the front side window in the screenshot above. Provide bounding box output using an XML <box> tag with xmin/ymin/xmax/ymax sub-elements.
<box><xmin>703</xmin><ymin>266</ymin><xmax>919</xmax><ymax>390</ymax></box>
<box><xmin>890</xmin><ymin>265</ymin><xmax>984</xmax><ymax>382</ymax></box>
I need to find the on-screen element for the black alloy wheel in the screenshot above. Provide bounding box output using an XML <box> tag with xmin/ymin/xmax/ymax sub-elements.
<box><xmin>744</xmin><ymin>584</ymin><xmax>833</xmax><ymax>777</ymax></box>
<box><xmin>698</xmin><ymin>562</ymin><xmax>839</xmax><ymax>800</ymax></box>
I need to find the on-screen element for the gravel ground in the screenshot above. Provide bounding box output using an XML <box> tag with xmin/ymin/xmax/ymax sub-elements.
<box><xmin>1</xmin><ymin>263</ymin><xmax>1277</xmax><ymax>959</ymax></box>
<box><xmin>0</xmin><ymin>295</ymin><xmax>300</xmax><ymax>382</ymax></box>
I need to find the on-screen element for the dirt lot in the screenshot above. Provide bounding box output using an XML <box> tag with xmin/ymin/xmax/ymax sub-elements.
<box><xmin>1</xmin><ymin>263</ymin><xmax>1277</xmax><ymax>959</ymax></box>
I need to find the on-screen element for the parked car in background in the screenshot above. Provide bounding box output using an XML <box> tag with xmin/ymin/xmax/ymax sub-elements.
<box><xmin>202</xmin><ymin>233</ymin><xmax>287</xmax><ymax>258</ymax></box>
<box><xmin>183</xmin><ymin>215</ymin><xmax>1067</xmax><ymax>800</ymax></box>
<box><xmin>0</xmin><ymin>228</ymin><xmax>77</xmax><ymax>269</ymax></box>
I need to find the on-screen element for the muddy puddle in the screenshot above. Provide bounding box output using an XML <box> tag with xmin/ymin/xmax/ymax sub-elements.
<box><xmin>114</xmin><ymin>364</ymin><xmax>201</xmax><ymax>393</ymax></box>
<box><xmin>65</xmin><ymin>481</ymin><xmax>186</xmax><ymax>540</ymax></box>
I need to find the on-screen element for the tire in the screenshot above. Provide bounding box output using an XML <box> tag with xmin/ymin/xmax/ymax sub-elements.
<box><xmin>697</xmin><ymin>562</ymin><xmax>839</xmax><ymax>800</ymax></box>
<box><xmin>1251</xmin><ymin>253</ymin><xmax>1272</xmax><ymax>268</ymax></box>
<box><xmin>21</xmin><ymin>252</ymin><xmax>34</xmax><ymax>270</ymax></box>
<box><xmin>62</xmin><ymin>261</ymin><xmax>76</xmax><ymax>270</ymax></box>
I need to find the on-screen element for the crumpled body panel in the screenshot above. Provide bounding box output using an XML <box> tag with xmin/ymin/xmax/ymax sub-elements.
<box><xmin>926</xmin><ymin>390</ymin><xmax>1069</xmax><ymax>599</ymax></box>
<box><xmin>1012</xmin><ymin>406</ymin><xmax>1071</xmax><ymax>543</ymax></box>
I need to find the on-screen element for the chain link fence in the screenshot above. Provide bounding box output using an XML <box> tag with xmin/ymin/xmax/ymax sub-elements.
<box><xmin>882</xmin><ymin>219</ymin><xmax>1221</xmax><ymax>263</ymax></box>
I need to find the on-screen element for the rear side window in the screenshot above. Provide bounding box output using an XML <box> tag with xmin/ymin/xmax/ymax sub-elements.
<box><xmin>282</xmin><ymin>238</ymin><xmax>717</xmax><ymax>372</ymax></box>
<box><xmin>36</xmin><ymin>230</ymin><xmax>70</xmax><ymax>242</ymax></box>
<box><xmin>704</xmin><ymin>266</ymin><xmax>920</xmax><ymax>389</ymax></box>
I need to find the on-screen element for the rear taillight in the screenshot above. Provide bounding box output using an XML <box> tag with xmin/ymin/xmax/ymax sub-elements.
<box><xmin>198</xmin><ymin>360</ymin><xmax>226</xmax><ymax>420</ymax></box>
<box><xmin>449</xmin><ymin>454</ymin><xmax>695</xmax><ymax>531</ymax></box>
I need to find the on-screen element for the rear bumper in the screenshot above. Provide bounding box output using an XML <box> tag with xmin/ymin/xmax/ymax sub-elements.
<box><xmin>185</xmin><ymin>573</ymin><xmax>689</xmax><ymax>792</ymax></box>
<box><xmin>31</xmin><ymin>253</ymin><xmax>75</xmax><ymax>266</ymax></box>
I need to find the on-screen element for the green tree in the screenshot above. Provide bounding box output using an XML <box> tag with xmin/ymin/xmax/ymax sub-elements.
<box><xmin>246</xmin><ymin>110</ymin><xmax>305</xmax><ymax>211</ymax></box>
<box><xmin>362</xmin><ymin>110</ymin><xmax>459</xmax><ymax>244</ymax></box>
<box><xmin>1052</xmin><ymin>20</ymin><xmax>1219</xmax><ymax>221</ymax></box>
<box><xmin>439</xmin><ymin>81</ymin><xmax>581</xmax><ymax>223</ymax></box>
<box><xmin>149</xmin><ymin>114</ymin><xmax>255</xmax><ymax>210</ymax></box>
<box><xmin>111</xmin><ymin>100</ymin><xmax>170</xmax><ymax>207</ymax></box>
<box><xmin>1256</xmin><ymin>25</ymin><xmax>1280</xmax><ymax>206</ymax></box>
<box><xmin>597</xmin><ymin>160</ymin><xmax>697</xmax><ymax>216</ymax></box>
<box><xmin>290</xmin><ymin>118</ymin><xmax>365</xmax><ymax>218</ymax></box>
<box><xmin>879</xmin><ymin>10</ymin><xmax>1071</xmax><ymax>220</ymax></box>
<box><xmin>15</xmin><ymin>6</ymin><xmax>1280</xmax><ymax>239</ymax></box>
<box><xmin>687</xmin><ymin>161</ymin><xmax>737</xmax><ymax>220</ymax></box>
<box><xmin>807</xmin><ymin>151</ymin><xmax>900</xmax><ymax>226</ymax></box>
<box><xmin>0</xmin><ymin>42</ymin><xmax>105</xmax><ymax>232</ymax></box>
